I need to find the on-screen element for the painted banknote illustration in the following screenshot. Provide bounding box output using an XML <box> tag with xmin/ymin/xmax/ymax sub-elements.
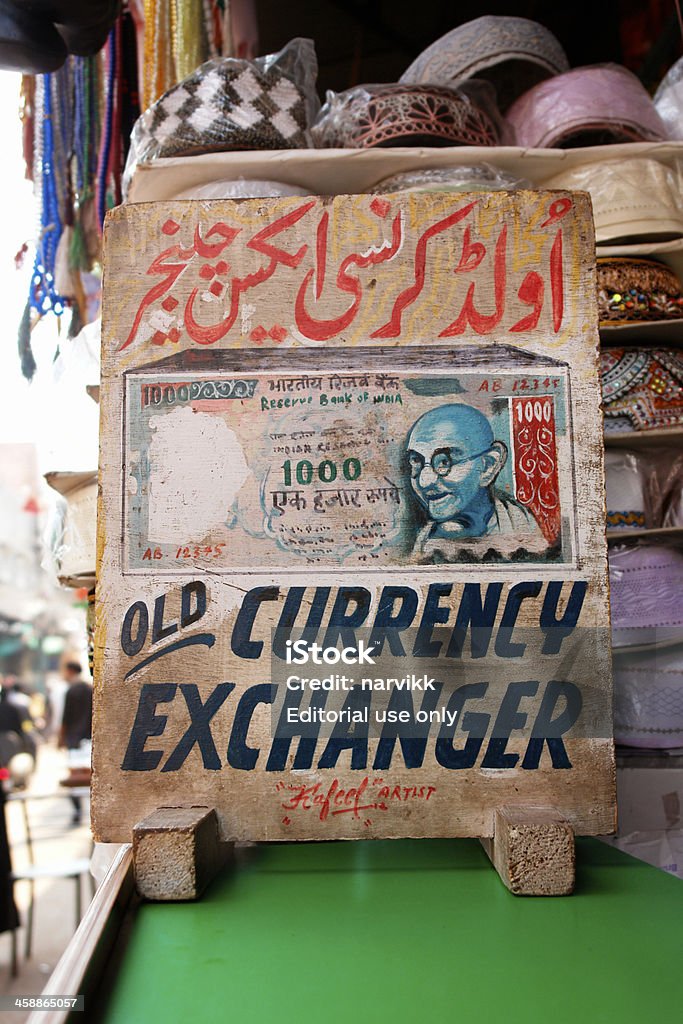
<box><xmin>406</xmin><ymin>403</ymin><xmax>547</xmax><ymax>562</ymax></box>
<box><xmin>123</xmin><ymin>346</ymin><xmax>574</xmax><ymax>571</ymax></box>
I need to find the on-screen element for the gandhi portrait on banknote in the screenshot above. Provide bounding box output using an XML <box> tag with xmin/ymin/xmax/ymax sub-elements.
<box><xmin>406</xmin><ymin>403</ymin><xmax>547</xmax><ymax>562</ymax></box>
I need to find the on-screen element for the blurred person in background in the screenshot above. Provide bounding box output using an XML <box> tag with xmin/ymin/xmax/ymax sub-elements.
<box><xmin>44</xmin><ymin>668</ymin><xmax>69</xmax><ymax>740</ymax></box>
<box><xmin>5</xmin><ymin>679</ymin><xmax>38</xmax><ymax>765</ymax></box>
<box><xmin>58</xmin><ymin>661</ymin><xmax>92</xmax><ymax>825</ymax></box>
<box><xmin>5</xmin><ymin>677</ymin><xmax>29</xmax><ymax>712</ymax></box>
<box><xmin>0</xmin><ymin>763</ymin><xmax>18</xmax><ymax>943</ymax></box>
<box><xmin>0</xmin><ymin>683</ymin><xmax>25</xmax><ymax>769</ymax></box>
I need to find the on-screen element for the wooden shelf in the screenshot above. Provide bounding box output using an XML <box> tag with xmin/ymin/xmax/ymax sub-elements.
<box><xmin>612</xmin><ymin>634</ymin><xmax>683</xmax><ymax>654</ymax></box>
<box><xmin>606</xmin><ymin>525</ymin><xmax>683</xmax><ymax>542</ymax></box>
<box><xmin>598</xmin><ymin>239</ymin><xmax>683</xmax><ymax>259</ymax></box>
<box><xmin>604</xmin><ymin>426</ymin><xmax>683</xmax><ymax>448</ymax></box>
<box><xmin>616</xmin><ymin>749</ymin><xmax>683</xmax><ymax>768</ymax></box>
<box><xmin>127</xmin><ymin>140</ymin><xmax>683</xmax><ymax>203</ymax></box>
<box><xmin>599</xmin><ymin>320</ymin><xmax>683</xmax><ymax>346</ymax></box>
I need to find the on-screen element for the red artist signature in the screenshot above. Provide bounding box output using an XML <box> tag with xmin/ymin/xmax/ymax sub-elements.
<box><xmin>120</xmin><ymin>196</ymin><xmax>570</xmax><ymax>351</ymax></box>
<box><xmin>276</xmin><ymin>776</ymin><xmax>437</xmax><ymax>827</ymax></box>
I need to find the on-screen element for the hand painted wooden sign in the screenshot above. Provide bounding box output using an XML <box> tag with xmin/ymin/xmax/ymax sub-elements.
<box><xmin>94</xmin><ymin>190</ymin><xmax>615</xmax><ymax>843</ymax></box>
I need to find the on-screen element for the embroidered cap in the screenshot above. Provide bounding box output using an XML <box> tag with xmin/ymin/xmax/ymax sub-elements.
<box><xmin>601</xmin><ymin>348</ymin><xmax>683</xmax><ymax>434</ymax></box>
<box><xmin>597</xmin><ymin>258</ymin><xmax>683</xmax><ymax>325</ymax></box>
<box><xmin>542</xmin><ymin>158</ymin><xmax>683</xmax><ymax>246</ymax></box>
<box><xmin>613</xmin><ymin>643</ymin><xmax>683</xmax><ymax>748</ymax></box>
<box><xmin>400</xmin><ymin>16</ymin><xmax>569</xmax><ymax>111</ymax></box>
<box><xmin>610</xmin><ymin>544</ymin><xmax>683</xmax><ymax>648</ymax></box>
<box><xmin>507</xmin><ymin>65</ymin><xmax>668</xmax><ymax>148</ymax></box>
<box><xmin>312</xmin><ymin>82</ymin><xmax>503</xmax><ymax>149</ymax></box>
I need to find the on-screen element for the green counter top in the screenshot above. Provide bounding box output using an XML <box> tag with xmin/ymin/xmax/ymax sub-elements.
<box><xmin>97</xmin><ymin>838</ymin><xmax>682</xmax><ymax>1024</ymax></box>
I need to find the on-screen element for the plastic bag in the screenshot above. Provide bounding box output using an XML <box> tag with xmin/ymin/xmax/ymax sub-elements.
<box><xmin>655</xmin><ymin>57</ymin><xmax>683</xmax><ymax>140</ymax></box>
<box><xmin>123</xmin><ymin>38</ymin><xmax>319</xmax><ymax>194</ymax></box>
<box><xmin>312</xmin><ymin>81</ymin><xmax>508</xmax><ymax>149</ymax></box>
<box><xmin>507</xmin><ymin>64</ymin><xmax>668</xmax><ymax>149</ymax></box>
<box><xmin>613</xmin><ymin>643</ymin><xmax>683</xmax><ymax>748</ymax></box>
<box><xmin>41</xmin><ymin>491</ymin><xmax>68</xmax><ymax>587</ymax></box>
<box><xmin>369</xmin><ymin>163</ymin><xmax>529</xmax><ymax>194</ymax></box>
<box><xmin>169</xmin><ymin>179</ymin><xmax>313</xmax><ymax>200</ymax></box>
<box><xmin>663</xmin><ymin>481</ymin><xmax>683</xmax><ymax>528</ymax></box>
<box><xmin>609</xmin><ymin>542</ymin><xmax>683</xmax><ymax>649</ymax></box>
<box><xmin>604</xmin><ymin>447</ymin><xmax>683</xmax><ymax>528</ymax></box>
<box><xmin>604</xmin><ymin>450</ymin><xmax>646</xmax><ymax>531</ymax></box>
<box><xmin>636</xmin><ymin>449</ymin><xmax>683</xmax><ymax>528</ymax></box>
<box><xmin>42</xmin><ymin>472</ymin><xmax>98</xmax><ymax>586</ymax></box>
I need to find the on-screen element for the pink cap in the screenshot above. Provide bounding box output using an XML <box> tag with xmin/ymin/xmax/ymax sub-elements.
<box><xmin>507</xmin><ymin>64</ymin><xmax>668</xmax><ymax>149</ymax></box>
<box><xmin>610</xmin><ymin>544</ymin><xmax>683</xmax><ymax>648</ymax></box>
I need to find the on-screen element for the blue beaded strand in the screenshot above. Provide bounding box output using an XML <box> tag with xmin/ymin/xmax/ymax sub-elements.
<box><xmin>30</xmin><ymin>72</ymin><xmax>66</xmax><ymax>316</ymax></box>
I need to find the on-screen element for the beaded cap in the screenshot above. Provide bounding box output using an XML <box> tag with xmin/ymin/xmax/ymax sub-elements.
<box><xmin>597</xmin><ymin>258</ymin><xmax>683</xmax><ymax>324</ymax></box>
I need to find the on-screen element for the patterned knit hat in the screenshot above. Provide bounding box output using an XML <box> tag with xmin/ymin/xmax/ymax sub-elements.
<box><xmin>400</xmin><ymin>16</ymin><xmax>569</xmax><ymax>111</ymax></box>
<box><xmin>124</xmin><ymin>38</ymin><xmax>318</xmax><ymax>192</ymax></box>
<box><xmin>312</xmin><ymin>82</ymin><xmax>503</xmax><ymax>149</ymax></box>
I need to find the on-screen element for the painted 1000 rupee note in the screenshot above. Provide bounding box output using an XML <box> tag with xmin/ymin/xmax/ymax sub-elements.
<box><xmin>124</xmin><ymin>349</ymin><xmax>575</xmax><ymax>573</ymax></box>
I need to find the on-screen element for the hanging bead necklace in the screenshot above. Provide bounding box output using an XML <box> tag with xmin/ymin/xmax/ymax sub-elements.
<box><xmin>143</xmin><ymin>0</ymin><xmax>175</xmax><ymax>108</ymax></box>
<box><xmin>31</xmin><ymin>72</ymin><xmax>66</xmax><ymax>315</ymax></box>
<box><xmin>175</xmin><ymin>0</ymin><xmax>204</xmax><ymax>79</ymax></box>
<box><xmin>96</xmin><ymin>28</ymin><xmax>117</xmax><ymax>232</ymax></box>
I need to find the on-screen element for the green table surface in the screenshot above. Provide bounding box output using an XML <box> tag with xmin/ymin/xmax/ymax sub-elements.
<box><xmin>97</xmin><ymin>838</ymin><xmax>683</xmax><ymax>1024</ymax></box>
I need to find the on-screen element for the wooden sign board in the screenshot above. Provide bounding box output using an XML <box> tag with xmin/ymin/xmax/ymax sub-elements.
<box><xmin>94</xmin><ymin>190</ymin><xmax>615</xmax><ymax>843</ymax></box>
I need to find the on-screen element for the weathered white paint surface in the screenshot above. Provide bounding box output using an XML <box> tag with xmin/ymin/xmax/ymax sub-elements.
<box><xmin>94</xmin><ymin>191</ymin><xmax>615</xmax><ymax>844</ymax></box>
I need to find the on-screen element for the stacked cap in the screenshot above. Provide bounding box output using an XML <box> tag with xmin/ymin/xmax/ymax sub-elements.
<box><xmin>613</xmin><ymin>644</ymin><xmax>683</xmax><ymax>748</ymax></box>
<box><xmin>312</xmin><ymin>82</ymin><xmax>503</xmax><ymax>149</ymax></box>
<box><xmin>507</xmin><ymin>65</ymin><xmax>667</xmax><ymax>148</ymax></box>
<box><xmin>369</xmin><ymin>164</ymin><xmax>528</xmax><ymax>194</ymax></box>
<box><xmin>400</xmin><ymin>16</ymin><xmax>569</xmax><ymax>111</ymax></box>
<box><xmin>542</xmin><ymin>159</ymin><xmax>683</xmax><ymax>247</ymax></box>
<box><xmin>609</xmin><ymin>544</ymin><xmax>683</xmax><ymax>648</ymax></box>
